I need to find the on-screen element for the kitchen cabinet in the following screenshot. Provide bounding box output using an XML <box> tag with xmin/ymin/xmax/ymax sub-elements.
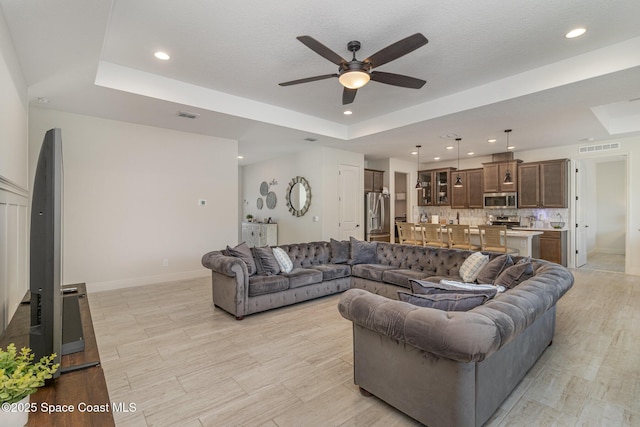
<box><xmin>518</xmin><ymin>159</ymin><xmax>568</xmax><ymax>208</ymax></box>
<box><xmin>538</xmin><ymin>230</ymin><xmax>567</xmax><ymax>266</ymax></box>
<box><xmin>242</xmin><ymin>222</ymin><xmax>277</xmax><ymax>247</ymax></box>
<box><xmin>450</xmin><ymin>168</ymin><xmax>483</xmax><ymax>209</ymax></box>
<box><xmin>417</xmin><ymin>168</ymin><xmax>455</xmax><ymax>206</ymax></box>
<box><xmin>364</xmin><ymin>169</ymin><xmax>384</xmax><ymax>192</ymax></box>
<box><xmin>482</xmin><ymin>161</ymin><xmax>520</xmax><ymax>193</ymax></box>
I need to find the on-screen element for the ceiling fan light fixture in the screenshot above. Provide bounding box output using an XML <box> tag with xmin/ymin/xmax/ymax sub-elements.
<box><xmin>338</xmin><ymin>70</ymin><xmax>370</xmax><ymax>89</ymax></box>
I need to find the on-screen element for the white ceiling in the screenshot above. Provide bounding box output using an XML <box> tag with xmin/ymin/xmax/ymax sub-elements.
<box><xmin>2</xmin><ymin>0</ymin><xmax>640</xmax><ymax>165</ymax></box>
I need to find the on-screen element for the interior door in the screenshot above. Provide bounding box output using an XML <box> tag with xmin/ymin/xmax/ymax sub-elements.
<box><xmin>338</xmin><ymin>164</ymin><xmax>362</xmax><ymax>240</ymax></box>
<box><xmin>575</xmin><ymin>160</ymin><xmax>588</xmax><ymax>267</ymax></box>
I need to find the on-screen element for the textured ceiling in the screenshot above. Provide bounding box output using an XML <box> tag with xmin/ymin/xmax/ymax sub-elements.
<box><xmin>2</xmin><ymin>0</ymin><xmax>640</xmax><ymax>164</ymax></box>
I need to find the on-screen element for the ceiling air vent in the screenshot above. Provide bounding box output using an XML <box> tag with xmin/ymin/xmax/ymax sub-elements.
<box><xmin>177</xmin><ymin>111</ymin><xmax>200</xmax><ymax>119</ymax></box>
<box><xmin>304</xmin><ymin>137</ymin><xmax>317</xmax><ymax>142</ymax></box>
<box><xmin>578</xmin><ymin>142</ymin><xmax>620</xmax><ymax>154</ymax></box>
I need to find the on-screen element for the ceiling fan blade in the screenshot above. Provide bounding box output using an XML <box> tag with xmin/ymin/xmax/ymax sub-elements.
<box><xmin>297</xmin><ymin>36</ymin><xmax>347</xmax><ymax>66</ymax></box>
<box><xmin>370</xmin><ymin>71</ymin><xmax>426</xmax><ymax>89</ymax></box>
<box><xmin>279</xmin><ymin>74</ymin><xmax>338</xmax><ymax>86</ymax></box>
<box><xmin>342</xmin><ymin>88</ymin><xmax>357</xmax><ymax>105</ymax></box>
<box><xmin>364</xmin><ymin>33</ymin><xmax>428</xmax><ymax>69</ymax></box>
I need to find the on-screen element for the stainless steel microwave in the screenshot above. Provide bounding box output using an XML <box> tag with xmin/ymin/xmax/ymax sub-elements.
<box><xmin>483</xmin><ymin>192</ymin><xmax>517</xmax><ymax>209</ymax></box>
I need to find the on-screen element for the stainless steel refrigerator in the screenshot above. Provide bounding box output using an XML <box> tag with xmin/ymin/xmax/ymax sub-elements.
<box><xmin>365</xmin><ymin>192</ymin><xmax>390</xmax><ymax>242</ymax></box>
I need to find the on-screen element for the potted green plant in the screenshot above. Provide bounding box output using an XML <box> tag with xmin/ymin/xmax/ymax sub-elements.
<box><xmin>245</xmin><ymin>214</ymin><xmax>253</xmax><ymax>223</ymax></box>
<box><xmin>0</xmin><ymin>343</ymin><xmax>59</xmax><ymax>425</ymax></box>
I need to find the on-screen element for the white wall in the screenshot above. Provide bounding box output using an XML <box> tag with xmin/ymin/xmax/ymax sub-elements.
<box><xmin>242</xmin><ymin>146</ymin><xmax>364</xmax><ymax>244</ymax></box>
<box><xmin>596</xmin><ymin>160</ymin><xmax>626</xmax><ymax>254</ymax></box>
<box><xmin>29</xmin><ymin>108</ymin><xmax>238</xmax><ymax>292</ymax></box>
<box><xmin>0</xmin><ymin>8</ymin><xmax>29</xmax><ymax>331</ymax></box>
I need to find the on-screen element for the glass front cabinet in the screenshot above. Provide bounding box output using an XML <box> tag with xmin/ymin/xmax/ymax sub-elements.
<box><xmin>417</xmin><ymin>168</ymin><xmax>454</xmax><ymax>206</ymax></box>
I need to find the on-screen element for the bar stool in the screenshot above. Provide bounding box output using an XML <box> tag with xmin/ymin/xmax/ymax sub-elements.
<box><xmin>446</xmin><ymin>224</ymin><xmax>480</xmax><ymax>251</ymax></box>
<box><xmin>396</xmin><ymin>222</ymin><xmax>421</xmax><ymax>245</ymax></box>
<box><xmin>477</xmin><ymin>225</ymin><xmax>519</xmax><ymax>254</ymax></box>
<box><xmin>420</xmin><ymin>223</ymin><xmax>448</xmax><ymax>248</ymax></box>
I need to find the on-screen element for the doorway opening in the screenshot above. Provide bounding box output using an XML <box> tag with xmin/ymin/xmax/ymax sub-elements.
<box><xmin>575</xmin><ymin>155</ymin><xmax>627</xmax><ymax>273</ymax></box>
<box><xmin>394</xmin><ymin>172</ymin><xmax>408</xmax><ymax>243</ymax></box>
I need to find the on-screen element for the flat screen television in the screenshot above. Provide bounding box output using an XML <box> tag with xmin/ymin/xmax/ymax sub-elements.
<box><xmin>29</xmin><ymin>128</ymin><xmax>63</xmax><ymax>378</ymax></box>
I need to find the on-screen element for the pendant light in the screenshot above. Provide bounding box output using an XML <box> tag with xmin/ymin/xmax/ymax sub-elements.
<box><xmin>415</xmin><ymin>145</ymin><xmax>422</xmax><ymax>189</ymax></box>
<box><xmin>454</xmin><ymin>138</ymin><xmax>463</xmax><ymax>188</ymax></box>
<box><xmin>503</xmin><ymin>129</ymin><xmax>514</xmax><ymax>185</ymax></box>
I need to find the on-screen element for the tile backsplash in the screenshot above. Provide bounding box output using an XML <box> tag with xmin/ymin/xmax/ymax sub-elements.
<box><xmin>413</xmin><ymin>206</ymin><xmax>569</xmax><ymax>228</ymax></box>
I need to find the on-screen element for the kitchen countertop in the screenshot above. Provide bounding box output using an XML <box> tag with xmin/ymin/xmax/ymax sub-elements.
<box><xmin>422</xmin><ymin>224</ymin><xmax>544</xmax><ymax>237</ymax></box>
<box><xmin>512</xmin><ymin>226</ymin><xmax>569</xmax><ymax>232</ymax></box>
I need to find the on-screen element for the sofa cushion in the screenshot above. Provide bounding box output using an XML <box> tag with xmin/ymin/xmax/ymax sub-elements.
<box><xmin>351</xmin><ymin>264</ymin><xmax>397</xmax><ymax>282</ymax></box>
<box><xmin>459</xmin><ymin>252</ymin><xmax>489</xmax><ymax>282</ymax></box>
<box><xmin>311</xmin><ymin>264</ymin><xmax>351</xmax><ymax>281</ymax></box>
<box><xmin>476</xmin><ymin>254</ymin><xmax>514</xmax><ymax>284</ymax></box>
<box><xmin>410</xmin><ymin>279</ymin><xmax>498</xmax><ymax>299</ymax></box>
<box><xmin>252</xmin><ymin>246</ymin><xmax>281</xmax><ymax>275</ymax></box>
<box><xmin>494</xmin><ymin>261</ymin><xmax>534</xmax><ymax>289</ymax></box>
<box><xmin>330</xmin><ymin>238</ymin><xmax>350</xmax><ymax>264</ymax></box>
<box><xmin>349</xmin><ymin>237</ymin><xmax>378</xmax><ymax>264</ymax></box>
<box><xmin>248</xmin><ymin>274</ymin><xmax>289</xmax><ymax>297</ymax></box>
<box><xmin>397</xmin><ymin>291</ymin><xmax>487</xmax><ymax>311</ymax></box>
<box><xmin>280</xmin><ymin>268</ymin><xmax>324</xmax><ymax>289</ymax></box>
<box><xmin>226</xmin><ymin>242</ymin><xmax>257</xmax><ymax>276</ymax></box>
<box><xmin>272</xmin><ymin>247</ymin><xmax>293</xmax><ymax>273</ymax></box>
<box><xmin>382</xmin><ymin>269</ymin><xmax>433</xmax><ymax>289</ymax></box>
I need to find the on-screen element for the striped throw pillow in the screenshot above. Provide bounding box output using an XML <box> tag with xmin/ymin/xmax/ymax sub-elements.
<box><xmin>272</xmin><ymin>247</ymin><xmax>293</xmax><ymax>273</ymax></box>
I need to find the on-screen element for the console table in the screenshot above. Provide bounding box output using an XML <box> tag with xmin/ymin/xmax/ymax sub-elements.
<box><xmin>0</xmin><ymin>284</ymin><xmax>114</xmax><ymax>426</ymax></box>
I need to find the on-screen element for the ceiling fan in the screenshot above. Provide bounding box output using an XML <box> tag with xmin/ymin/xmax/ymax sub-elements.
<box><xmin>279</xmin><ymin>33</ymin><xmax>428</xmax><ymax>105</ymax></box>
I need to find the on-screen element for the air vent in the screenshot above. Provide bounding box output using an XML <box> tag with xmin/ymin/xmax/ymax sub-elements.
<box><xmin>579</xmin><ymin>142</ymin><xmax>620</xmax><ymax>154</ymax></box>
<box><xmin>177</xmin><ymin>111</ymin><xmax>200</xmax><ymax>119</ymax></box>
<box><xmin>304</xmin><ymin>137</ymin><xmax>317</xmax><ymax>142</ymax></box>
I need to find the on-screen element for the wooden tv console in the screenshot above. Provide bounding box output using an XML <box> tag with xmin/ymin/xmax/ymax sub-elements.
<box><xmin>0</xmin><ymin>284</ymin><xmax>115</xmax><ymax>426</ymax></box>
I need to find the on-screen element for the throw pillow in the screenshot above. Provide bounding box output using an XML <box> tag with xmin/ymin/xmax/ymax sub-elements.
<box><xmin>330</xmin><ymin>238</ymin><xmax>350</xmax><ymax>264</ymax></box>
<box><xmin>226</xmin><ymin>242</ymin><xmax>257</xmax><ymax>276</ymax></box>
<box><xmin>348</xmin><ymin>237</ymin><xmax>378</xmax><ymax>265</ymax></box>
<box><xmin>410</xmin><ymin>279</ymin><xmax>498</xmax><ymax>299</ymax></box>
<box><xmin>251</xmin><ymin>246</ymin><xmax>281</xmax><ymax>275</ymax></box>
<box><xmin>398</xmin><ymin>291</ymin><xmax>487</xmax><ymax>311</ymax></box>
<box><xmin>475</xmin><ymin>254</ymin><xmax>514</xmax><ymax>284</ymax></box>
<box><xmin>272</xmin><ymin>247</ymin><xmax>294</xmax><ymax>273</ymax></box>
<box><xmin>493</xmin><ymin>261</ymin><xmax>534</xmax><ymax>289</ymax></box>
<box><xmin>458</xmin><ymin>252</ymin><xmax>490</xmax><ymax>283</ymax></box>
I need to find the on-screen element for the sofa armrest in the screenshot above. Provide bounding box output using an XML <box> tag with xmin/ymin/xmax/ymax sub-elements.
<box><xmin>338</xmin><ymin>288</ymin><xmax>502</xmax><ymax>363</ymax></box>
<box><xmin>201</xmin><ymin>251</ymin><xmax>248</xmax><ymax>278</ymax></box>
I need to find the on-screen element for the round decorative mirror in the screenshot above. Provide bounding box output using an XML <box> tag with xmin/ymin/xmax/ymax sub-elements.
<box><xmin>285</xmin><ymin>176</ymin><xmax>311</xmax><ymax>217</ymax></box>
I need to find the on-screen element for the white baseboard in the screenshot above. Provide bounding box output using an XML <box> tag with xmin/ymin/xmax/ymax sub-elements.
<box><xmin>86</xmin><ymin>269</ymin><xmax>209</xmax><ymax>293</ymax></box>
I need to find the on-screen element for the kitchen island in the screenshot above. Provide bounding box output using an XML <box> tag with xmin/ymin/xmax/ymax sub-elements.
<box><xmin>424</xmin><ymin>225</ymin><xmax>543</xmax><ymax>257</ymax></box>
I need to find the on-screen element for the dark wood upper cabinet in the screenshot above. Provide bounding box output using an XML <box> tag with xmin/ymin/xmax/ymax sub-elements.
<box><xmin>417</xmin><ymin>168</ymin><xmax>455</xmax><ymax>206</ymax></box>
<box><xmin>451</xmin><ymin>168</ymin><xmax>483</xmax><ymax>209</ymax></box>
<box><xmin>482</xmin><ymin>161</ymin><xmax>520</xmax><ymax>193</ymax></box>
<box><xmin>518</xmin><ymin>159</ymin><xmax>569</xmax><ymax>208</ymax></box>
<box><xmin>364</xmin><ymin>169</ymin><xmax>384</xmax><ymax>193</ymax></box>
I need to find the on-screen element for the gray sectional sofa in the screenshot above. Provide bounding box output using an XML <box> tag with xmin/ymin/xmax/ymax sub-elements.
<box><xmin>202</xmin><ymin>238</ymin><xmax>574</xmax><ymax>426</ymax></box>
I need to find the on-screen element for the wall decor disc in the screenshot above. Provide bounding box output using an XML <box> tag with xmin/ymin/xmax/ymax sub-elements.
<box><xmin>257</xmin><ymin>197</ymin><xmax>263</xmax><ymax>209</ymax></box>
<box><xmin>260</xmin><ymin>181</ymin><xmax>269</xmax><ymax>196</ymax></box>
<box><xmin>266</xmin><ymin>191</ymin><xmax>277</xmax><ymax>209</ymax></box>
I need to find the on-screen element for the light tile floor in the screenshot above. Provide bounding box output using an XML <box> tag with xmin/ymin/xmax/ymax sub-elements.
<box><xmin>89</xmin><ymin>268</ymin><xmax>640</xmax><ymax>426</ymax></box>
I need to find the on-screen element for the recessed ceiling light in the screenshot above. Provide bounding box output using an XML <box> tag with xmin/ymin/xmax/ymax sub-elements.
<box><xmin>154</xmin><ymin>51</ymin><xmax>170</xmax><ymax>60</ymax></box>
<box><xmin>565</xmin><ymin>28</ymin><xmax>586</xmax><ymax>39</ymax></box>
<box><xmin>466</xmin><ymin>152</ymin><xmax>474</xmax><ymax>156</ymax></box>
<box><xmin>411</xmin><ymin>151</ymin><xmax>418</xmax><ymax>155</ymax></box>
<box><xmin>507</xmin><ymin>145</ymin><xmax>515</xmax><ymax>150</ymax></box>
<box><xmin>433</xmin><ymin>156</ymin><xmax>440</xmax><ymax>160</ymax></box>
<box><xmin>34</xmin><ymin>97</ymin><xmax>49</xmax><ymax>103</ymax></box>
<box><xmin>445</xmin><ymin>146</ymin><xmax>454</xmax><ymax>150</ymax></box>
<box><xmin>237</xmin><ymin>155</ymin><xmax>244</xmax><ymax>159</ymax></box>
<box><xmin>343</xmin><ymin>110</ymin><xmax>353</xmax><ymax>115</ymax></box>
<box><xmin>487</xmin><ymin>139</ymin><xmax>496</xmax><ymax>143</ymax></box>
